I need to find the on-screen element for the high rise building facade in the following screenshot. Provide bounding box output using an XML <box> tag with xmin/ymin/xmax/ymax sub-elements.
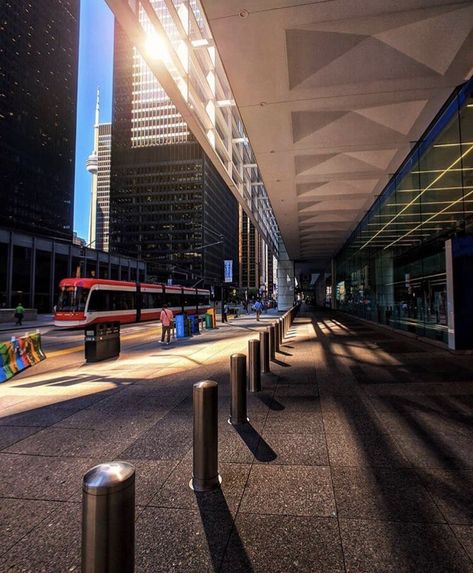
<box><xmin>110</xmin><ymin>21</ymin><xmax>239</xmax><ymax>288</ymax></box>
<box><xmin>239</xmin><ymin>207</ymin><xmax>275</xmax><ymax>297</ymax></box>
<box><xmin>0</xmin><ymin>0</ymin><xmax>79</xmax><ymax>240</ymax></box>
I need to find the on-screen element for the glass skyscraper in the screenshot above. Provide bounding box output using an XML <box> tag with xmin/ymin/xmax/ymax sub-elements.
<box><xmin>110</xmin><ymin>21</ymin><xmax>239</xmax><ymax>287</ymax></box>
<box><xmin>0</xmin><ymin>0</ymin><xmax>79</xmax><ymax>240</ymax></box>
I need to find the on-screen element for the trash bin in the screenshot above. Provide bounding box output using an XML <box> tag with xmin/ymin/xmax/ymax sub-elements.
<box><xmin>85</xmin><ymin>322</ymin><xmax>120</xmax><ymax>363</ymax></box>
<box><xmin>189</xmin><ymin>314</ymin><xmax>200</xmax><ymax>334</ymax></box>
<box><xmin>175</xmin><ymin>314</ymin><xmax>191</xmax><ymax>338</ymax></box>
<box><xmin>205</xmin><ymin>313</ymin><xmax>213</xmax><ymax>330</ymax></box>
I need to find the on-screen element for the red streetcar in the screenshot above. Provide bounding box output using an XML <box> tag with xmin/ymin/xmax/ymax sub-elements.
<box><xmin>54</xmin><ymin>278</ymin><xmax>211</xmax><ymax>328</ymax></box>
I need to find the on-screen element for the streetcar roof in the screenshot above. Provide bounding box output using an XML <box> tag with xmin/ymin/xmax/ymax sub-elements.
<box><xmin>58</xmin><ymin>278</ymin><xmax>210</xmax><ymax>293</ymax></box>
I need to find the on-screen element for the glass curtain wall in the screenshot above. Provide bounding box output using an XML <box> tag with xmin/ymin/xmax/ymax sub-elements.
<box><xmin>335</xmin><ymin>78</ymin><xmax>473</xmax><ymax>344</ymax></box>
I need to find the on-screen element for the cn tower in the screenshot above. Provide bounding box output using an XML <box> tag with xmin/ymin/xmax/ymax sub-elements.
<box><xmin>86</xmin><ymin>89</ymin><xmax>100</xmax><ymax>247</ymax></box>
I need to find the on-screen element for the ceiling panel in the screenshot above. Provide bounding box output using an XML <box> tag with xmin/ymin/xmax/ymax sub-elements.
<box><xmin>201</xmin><ymin>0</ymin><xmax>473</xmax><ymax>269</ymax></box>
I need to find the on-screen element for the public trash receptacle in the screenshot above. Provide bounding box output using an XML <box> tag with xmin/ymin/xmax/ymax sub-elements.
<box><xmin>85</xmin><ymin>322</ymin><xmax>120</xmax><ymax>363</ymax></box>
<box><xmin>175</xmin><ymin>314</ymin><xmax>191</xmax><ymax>338</ymax></box>
<box><xmin>205</xmin><ymin>313</ymin><xmax>213</xmax><ymax>330</ymax></box>
<box><xmin>189</xmin><ymin>314</ymin><xmax>200</xmax><ymax>334</ymax></box>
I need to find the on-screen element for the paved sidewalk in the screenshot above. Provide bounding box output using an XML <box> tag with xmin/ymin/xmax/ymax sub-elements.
<box><xmin>0</xmin><ymin>314</ymin><xmax>54</xmax><ymax>334</ymax></box>
<box><xmin>1</xmin><ymin>309</ymin><xmax>473</xmax><ymax>571</ymax></box>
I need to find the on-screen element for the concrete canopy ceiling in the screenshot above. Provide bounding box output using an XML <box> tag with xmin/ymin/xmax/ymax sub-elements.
<box><xmin>200</xmin><ymin>0</ymin><xmax>473</xmax><ymax>269</ymax></box>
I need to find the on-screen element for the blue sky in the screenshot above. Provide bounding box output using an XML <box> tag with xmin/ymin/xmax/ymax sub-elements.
<box><xmin>73</xmin><ymin>0</ymin><xmax>114</xmax><ymax>240</ymax></box>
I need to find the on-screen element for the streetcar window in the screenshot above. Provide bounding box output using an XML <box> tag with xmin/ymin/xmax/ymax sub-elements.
<box><xmin>147</xmin><ymin>292</ymin><xmax>163</xmax><ymax>308</ymax></box>
<box><xmin>57</xmin><ymin>286</ymin><xmax>89</xmax><ymax>312</ymax></box>
<box><xmin>182</xmin><ymin>292</ymin><xmax>193</xmax><ymax>307</ymax></box>
<box><xmin>87</xmin><ymin>290</ymin><xmax>109</xmax><ymax>312</ymax></box>
<box><xmin>198</xmin><ymin>294</ymin><xmax>209</xmax><ymax>306</ymax></box>
<box><xmin>165</xmin><ymin>292</ymin><xmax>182</xmax><ymax>307</ymax></box>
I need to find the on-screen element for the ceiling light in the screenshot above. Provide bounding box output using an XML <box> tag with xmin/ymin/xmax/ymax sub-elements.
<box><xmin>239</xmin><ymin>9</ymin><xmax>249</xmax><ymax>18</ymax></box>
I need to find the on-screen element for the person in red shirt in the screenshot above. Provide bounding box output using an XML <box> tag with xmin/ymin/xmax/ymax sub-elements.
<box><xmin>160</xmin><ymin>303</ymin><xmax>174</xmax><ymax>344</ymax></box>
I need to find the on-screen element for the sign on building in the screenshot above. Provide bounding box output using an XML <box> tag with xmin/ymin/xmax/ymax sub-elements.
<box><xmin>224</xmin><ymin>260</ymin><xmax>233</xmax><ymax>283</ymax></box>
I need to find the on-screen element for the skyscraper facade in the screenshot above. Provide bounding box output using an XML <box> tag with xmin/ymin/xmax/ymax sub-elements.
<box><xmin>110</xmin><ymin>22</ymin><xmax>239</xmax><ymax>287</ymax></box>
<box><xmin>0</xmin><ymin>0</ymin><xmax>79</xmax><ymax>239</ymax></box>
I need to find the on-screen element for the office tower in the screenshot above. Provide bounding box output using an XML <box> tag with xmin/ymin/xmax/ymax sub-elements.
<box><xmin>110</xmin><ymin>22</ymin><xmax>239</xmax><ymax>287</ymax></box>
<box><xmin>87</xmin><ymin>91</ymin><xmax>112</xmax><ymax>252</ymax></box>
<box><xmin>0</xmin><ymin>0</ymin><xmax>79</xmax><ymax>239</ymax></box>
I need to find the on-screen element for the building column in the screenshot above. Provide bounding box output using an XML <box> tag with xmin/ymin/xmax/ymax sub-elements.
<box><xmin>277</xmin><ymin>238</ymin><xmax>294</xmax><ymax>311</ymax></box>
<box><xmin>49</xmin><ymin>241</ymin><xmax>56</xmax><ymax>311</ymax></box>
<box><xmin>446</xmin><ymin>237</ymin><xmax>473</xmax><ymax>350</ymax></box>
<box><xmin>331</xmin><ymin>258</ymin><xmax>336</xmax><ymax>309</ymax></box>
<box><xmin>30</xmin><ymin>237</ymin><xmax>36</xmax><ymax>308</ymax></box>
<box><xmin>6</xmin><ymin>232</ymin><xmax>13</xmax><ymax>307</ymax></box>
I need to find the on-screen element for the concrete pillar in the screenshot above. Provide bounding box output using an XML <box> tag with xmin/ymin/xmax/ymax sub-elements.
<box><xmin>331</xmin><ymin>258</ymin><xmax>336</xmax><ymax>310</ymax></box>
<box><xmin>30</xmin><ymin>237</ymin><xmax>36</xmax><ymax>308</ymax></box>
<box><xmin>277</xmin><ymin>238</ymin><xmax>294</xmax><ymax>312</ymax></box>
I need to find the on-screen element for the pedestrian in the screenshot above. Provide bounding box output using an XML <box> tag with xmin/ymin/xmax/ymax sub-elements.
<box><xmin>222</xmin><ymin>302</ymin><xmax>229</xmax><ymax>323</ymax></box>
<box><xmin>160</xmin><ymin>303</ymin><xmax>174</xmax><ymax>345</ymax></box>
<box><xmin>15</xmin><ymin>302</ymin><xmax>25</xmax><ymax>326</ymax></box>
<box><xmin>253</xmin><ymin>299</ymin><xmax>263</xmax><ymax>321</ymax></box>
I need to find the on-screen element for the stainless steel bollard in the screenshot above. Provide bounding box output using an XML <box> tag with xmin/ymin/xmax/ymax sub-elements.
<box><xmin>260</xmin><ymin>330</ymin><xmax>270</xmax><ymax>373</ymax></box>
<box><xmin>248</xmin><ymin>339</ymin><xmax>261</xmax><ymax>393</ymax></box>
<box><xmin>82</xmin><ymin>461</ymin><xmax>135</xmax><ymax>573</ymax></box>
<box><xmin>279</xmin><ymin>319</ymin><xmax>284</xmax><ymax>344</ymax></box>
<box><xmin>230</xmin><ymin>353</ymin><xmax>248</xmax><ymax>424</ymax></box>
<box><xmin>191</xmin><ymin>380</ymin><xmax>221</xmax><ymax>492</ymax></box>
<box><xmin>269</xmin><ymin>325</ymin><xmax>276</xmax><ymax>360</ymax></box>
<box><xmin>274</xmin><ymin>322</ymin><xmax>280</xmax><ymax>352</ymax></box>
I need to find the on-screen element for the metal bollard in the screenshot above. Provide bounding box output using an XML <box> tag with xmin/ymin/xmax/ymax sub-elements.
<box><xmin>259</xmin><ymin>330</ymin><xmax>270</xmax><ymax>373</ymax></box>
<box><xmin>274</xmin><ymin>321</ymin><xmax>280</xmax><ymax>353</ymax></box>
<box><xmin>82</xmin><ymin>461</ymin><xmax>135</xmax><ymax>573</ymax></box>
<box><xmin>248</xmin><ymin>339</ymin><xmax>261</xmax><ymax>392</ymax></box>
<box><xmin>279</xmin><ymin>319</ymin><xmax>283</xmax><ymax>344</ymax></box>
<box><xmin>191</xmin><ymin>380</ymin><xmax>220</xmax><ymax>491</ymax></box>
<box><xmin>269</xmin><ymin>325</ymin><xmax>276</xmax><ymax>361</ymax></box>
<box><xmin>230</xmin><ymin>353</ymin><xmax>248</xmax><ymax>424</ymax></box>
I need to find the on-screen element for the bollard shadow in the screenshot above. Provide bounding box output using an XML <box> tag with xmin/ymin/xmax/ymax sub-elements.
<box><xmin>233</xmin><ymin>422</ymin><xmax>277</xmax><ymax>462</ymax></box>
<box><xmin>277</xmin><ymin>349</ymin><xmax>292</xmax><ymax>356</ymax></box>
<box><xmin>195</xmin><ymin>488</ymin><xmax>254</xmax><ymax>572</ymax></box>
<box><xmin>271</xmin><ymin>358</ymin><xmax>290</xmax><ymax>367</ymax></box>
<box><xmin>256</xmin><ymin>393</ymin><xmax>285</xmax><ymax>411</ymax></box>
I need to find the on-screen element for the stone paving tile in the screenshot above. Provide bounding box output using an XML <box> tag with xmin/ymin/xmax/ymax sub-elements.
<box><xmin>256</xmin><ymin>431</ymin><xmax>329</xmax><ymax>466</ymax></box>
<box><xmin>339</xmin><ymin>518</ymin><xmax>473</xmax><ymax>573</ymax></box>
<box><xmin>0</xmin><ymin>502</ymin><xmax>81</xmax><ymax>573</ymax></box>
<box><xmin>264</xmin><ymin>410</ymin><xmax>324</xmax><ymax>434</ymax></box>
<box><xmin>121</xmin><ymin>411</ymin><xmax>192</xmax><ymax>460</ymax></box>
<box><xmin>221</xmin><ymin>514</ymin><xmax>344</xmax><ymax>573</ymax></box>
<box><xmin>3</xmin><ymin>426</ymin><xmax>134</xmax><ymax>459</ymax></box>
<box><xmin>150</xmin><ymin>461</ymin><xmax>251</xmax><ymax>514</ymax></box>
<box><xmin>0</xmin><ymin>406</ymin><xmax>84</xmax><ymax>428</ymax></box>
<box><xmin>274</xmin><ymin>383</ymin><xmax>318</xmax><ymax>398</ymax></box>
<box><xmin>239</xmin><ymin>464</ymin><xmax>335</xmax><ymax>517</ymax></box>
<box><xmin>393</xmin><ymin>429</ymin><xmax>473</xmax><ymax>469</ymax></box>
<box><xmin>451</xmin><ymin>525</ymin><xmax>473</xmax><ymax>561</ymax></box>
<box><xmin>325</xmin><ymin>423</ymin><xmax>409</xmax><ymax>468</ymax></box>
<box><xmin>0</xmin><ymin>453</ymin><xmax>99</xmax><ymax>500</ymax></box>
<box><xmin>0</xmin><ymin>498</ymin><xmax>62</xmax><ymax>558</ymax></box>
<box><xmin>0</xmin><ymin>426</ymin><xmax>43</xmax><ymax>450</ymax></box>
<box><xmin>332</xmin><ymin>466</ymin><xmax>444</xmax><ymax>523</ymax></box>
<box><xmin>416</xmin><ymin>468</ymin><xmax>473</xmax><ymax>524</ymax></box>
<box><xmin>135</xmin><ymin>506</ymin><xmax>233</xmax><ymax>572</ymax></box>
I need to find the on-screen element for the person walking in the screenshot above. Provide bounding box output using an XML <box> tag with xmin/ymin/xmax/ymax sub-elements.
<box><xmin>222</xmin><ymin>302</ymin><xmax>229</xmax><ymax>323</ymax></box>
<box><xmin>253</xmin><ymin>299</ymin><xmax>263</xmax><ymax>321</ymax></box>
<box><xmin>15</xmin><ymin>302</ymin><xmax>25</xmax><ymax>326</ymax></box>
<box><xmin>160</xmin><ymin>303</ymin><xmax>174</xmax><ymax>345</ymax></box>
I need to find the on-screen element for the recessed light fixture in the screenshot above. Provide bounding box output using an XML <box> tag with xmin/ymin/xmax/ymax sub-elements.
<box><xmin>239</xmin><ymin>9</ymin><xmax>249</xmax><ymax>18</ymax></box>
<box><xmin>260</xmin><ymin>101</ymin><xmax>267</xmax><ymax>107</ymax></box>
